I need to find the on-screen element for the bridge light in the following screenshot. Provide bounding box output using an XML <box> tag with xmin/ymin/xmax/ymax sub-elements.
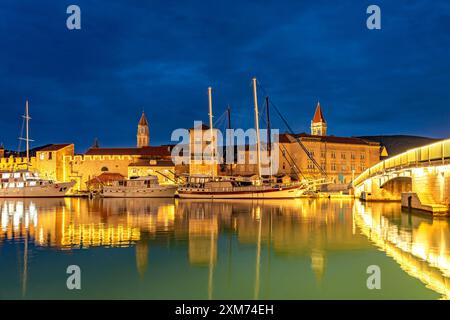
<box><xmin>412</xmin><ymin>167</ymin><xmax>425</xmax><ymax>177</ymax></box>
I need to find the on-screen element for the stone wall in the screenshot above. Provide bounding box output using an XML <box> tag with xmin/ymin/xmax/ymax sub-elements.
<box><xmin>63</xmin><ymin>155</ymin><xmax>138</xmax><ymax>192</ymax></box>
<box><xmin>411</xmin><ymin>166</ymin><xmax>450</xmax><ymax>205</ymax></box>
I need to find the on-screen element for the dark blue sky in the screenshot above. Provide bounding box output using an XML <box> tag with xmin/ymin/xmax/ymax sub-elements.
<box><xmin>0</xmin><ymin>0</ymin><xmax>449</xmax><ymax>153</ymax></box>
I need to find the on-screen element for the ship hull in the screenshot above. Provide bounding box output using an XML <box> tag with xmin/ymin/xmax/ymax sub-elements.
<box><xmin>102</xmin><ymin>186</ymin><xmax>177</xmax><ymax>198</ymax></box>
<box><xmin>177</xmin><ymin>185</ymin><xmax>303</xmax><ymax>199</ymax></box>
<box><xmin>0</xmin><ymin>181</ymin><xmax>75</xmax><ymax>198</ymax></box>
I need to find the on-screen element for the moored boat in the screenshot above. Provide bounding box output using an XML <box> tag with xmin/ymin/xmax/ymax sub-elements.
<box><xmin>102</xmin><ymin>176</ymin><xmax>177</xmax><ymax>198</ymax></box>
<box><xmin>0</xmin><ymin>101</ymin><xmax>75</xmax><ymax>198</ymax></box>
<box><xmin>0</xmin><ymin>170</ymin><xmax>75</xmax><ymax>198</ymax></box>
<box><xmin>177</xmin><ymin>175</ymin><xmax>304</xmax><ymax>199</ymax></box>
<box><xmin>177</xmin><ymin>79</ymin><xmax>306</xmax><ymax>199</ymax></box>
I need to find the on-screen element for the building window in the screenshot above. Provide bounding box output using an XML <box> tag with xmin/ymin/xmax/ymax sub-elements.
<box><xmin>342</xmin><ymin>165</ymin><xmax>346</xmax><ymax>171</ymax></box>
<box><xmin>101</xmin><ymin>166</ymin><xmax>109</xmax><ymax>172</ymax></box>
<box><xmin>331</xmin><ymin>163</ymin><xmax>337</xmax><ymax>171</ymax></box>
<box><xmin>321</xmin><ymin>151</ymin><xmax>326</xmax><ymax>158</ymax></box>
<box><xmin>341</xmin><ymin>153</ymin><xmax>346</xmax><ymax>160</ymax></box>
<box><xmin>331</xmin><ymin>151</ymin><xmax>336</xmax><ymax>159</ymax></box>
<box><xmin>351</xmin><ymin>153</ymin><xmax>356</xmax><ymax>160</ymax></box>
<box><xmin>48</xmin><ymin>152</ymin><xmax>53</xmax><ymax>160</ymax></box>
<box><xmin>321</xmin><ymin>162</ymin><xmax>326</xmax><ymax>170</ymax></box>
<box><xmin>360</xmin><ymin>153</ymin><xmax>365</xmax><ymax>160</ymax></box>
<box><xmin>351</xmin><ymin>164</ymin><xmax>356</xmax><ymax>171</ymax></box>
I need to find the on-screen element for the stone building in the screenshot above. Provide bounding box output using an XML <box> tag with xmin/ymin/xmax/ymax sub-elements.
<box><xmin>222</xmin><ymin>102</ymin><xmax>381</xmax><ymax>188</ymax></box>
<box><xmin>187</xmin><ymin>102</ymin><xmax>381</xmax><ymax>187</ymax></box>
<box><xmin>0</xmin><ymin>102</ymin><xmax>382</xmax><ymax>192</ymax></box>
<box><xmin>188</xmin><ymin>123</ymin><xmax>219</xmax><ymax>177</ymax></box>
<box><xmin>278</xmin><ymin>133</ymin><xmax>380</xmax><ymax>185</ymax></box>
<box><xmin>0</xmin><ymin>112</ymin><xmax>184</xmax><ymax>193</ymax></box>
<box><xmin>0</xmin><ymin>144</ymin><xmax>74</xmax><ymax>181</ymax></box>
<box><xmin>277</xmin><ymin>102</ymin><xmax>381</xmax><ymax>186</ymax></box>
<box><xmin>310</xmin><ymin>102</ymin><xmax>327</xmax><ymax>136</ymax></box>
<box><xmin>137</xmin><ymin>111</ymin><xmax>150</xmax><ymax>148</ymax></box>
<box><xmin>63</xmin><ymin>145</ymin><xmax>179</xmax><ymax>192</ymax></box>
<box><xmin>128</xmin><ymin>159</ymin><xmax>177</xmax><ymax>184</ymax></box>
<box><xmin>36</xmin><ymin>144</ymin><xmax>74</xmax><ymax>182</ymax></box>
<box><xmin>60</xmin><ymin>112</ymin><xmax>187</xmax><ymax>192</ymax></box>
<box><xmin>0</xmin><ymin>155</ymin><xmax>33</xmax><ymax>172</ymax></box>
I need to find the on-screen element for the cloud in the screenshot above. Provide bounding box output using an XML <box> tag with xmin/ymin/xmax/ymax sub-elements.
<box><xmin>0</xmin><ymin>0</ymin><xmax>449</xmax><ymax>152</ymax></box>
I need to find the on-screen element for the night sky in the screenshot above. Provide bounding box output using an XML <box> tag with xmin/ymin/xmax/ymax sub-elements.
<box><xmin>0</xmin><ymin>0</ymin><xmax>449</xmax><ymax>153</ymax></box>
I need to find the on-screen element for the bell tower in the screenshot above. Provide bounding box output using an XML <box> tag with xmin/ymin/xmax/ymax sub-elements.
<box><xmin>311</xmin><ymin>101</ymin><xmax>327</xmax><ymax>136</ymax></box>
<box><xmin>137</xmin><ymin>111</ymin><xmax>150</xmax><ymax>147</ymax></box>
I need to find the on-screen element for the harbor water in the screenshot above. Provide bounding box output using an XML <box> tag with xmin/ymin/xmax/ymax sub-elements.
<box><xmin>0</xmin><ymin>198</ymin><xmax>448</xmax><ymax>299</ymax></box>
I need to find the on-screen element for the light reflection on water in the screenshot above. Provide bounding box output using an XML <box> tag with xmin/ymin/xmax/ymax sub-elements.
<box><xmin>354</xmin><ymin>201</ymin><xmax>450</xmax><ymax>299</ymax></box>
<box><xmin>0</xmin><ymin>198</ymin><xmax>448</xmax><ymax>299</ymax></box>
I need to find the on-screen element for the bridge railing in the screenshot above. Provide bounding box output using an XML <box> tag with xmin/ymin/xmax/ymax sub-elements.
<box><xmin>353</xmin><ymin>138</ymin><xmax>450</xmax><ymax>187</ymax></box>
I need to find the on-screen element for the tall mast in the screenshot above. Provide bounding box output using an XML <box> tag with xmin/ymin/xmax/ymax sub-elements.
<box><xmin>265</xmin><ymin>96</ymin><xmax>272</xmax><ymax>178</ymax></box>
<box><xmin>227</xmin><ymin>106</ymin><xmax>232</xmax><ymax>176</ymax></box>
<box><xmin>252</xmin><ymin>78</ymin><xmax>262</xmax><ymax>179</ymax></box>
<box><xmin>208</xmin><ymin>87</ymin><xmax>215</xmax><ymax>178</ymax></box>
<box><xmin>25</xmin><ymin>99</ymin><xmax>30</xmax><ymax>164</ymax></box>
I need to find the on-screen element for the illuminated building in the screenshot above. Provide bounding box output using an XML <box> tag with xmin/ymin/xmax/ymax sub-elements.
<box><xmin>310</xmin><ymin>102</ymin><xmax>327</xmax><ymax>136</ymax></box>
<box><xmin>188</xmin><ymin>123</ymin><xmax>219</xmax><ymax>177</ymax></box>
<box><xmin>277</xmin><ymin>102</ymin><xmax>381</xmax><ymax>187</ymax></box>
<box><xmin>137</xmin><ymin>111</ymin><xmax>150</xmax><ymax>148</ymax></box>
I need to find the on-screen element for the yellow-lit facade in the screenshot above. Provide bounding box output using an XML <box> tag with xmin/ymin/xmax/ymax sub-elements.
<box><xmin>0</xmin><ymin>144</ymin><xmax>74</xmax><ymax>182</ymax></box>
<box><xmin>277</xmin><ymin>134</ymin><xmax>381</xmax><ymax>184</ymax></box>
<box><xmin>188</xmin><ymin>124</ymin><xmax>219</xmax><ymax>176</ymax></box>
<box><xmin>224</xmin><ymin>104</ymin><xmax>381</xmax><ymax>185</ymax></box>
<box><xmin>0</xmin><ymin>114</ymin><xmax>182</xmax><ymax>192</ymax></box>
<box><xmin>128</xmin><ymin>160</ymin><xmax>176</xmax><ymax>184</ymax></box>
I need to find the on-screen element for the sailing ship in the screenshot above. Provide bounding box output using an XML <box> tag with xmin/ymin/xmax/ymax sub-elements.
<box><xmin>177</xmin><ymin>78</ymin><xmax>306</xmax><ymax>199</ymax></box>
<box><xmin>0</xmin><ymin>100</ymin><xmax>75</xmax><ymax>198</ymax></box>
<box><xmin>102</xmin><ymin>175</ymin><xmax>177</xmax><ymax>198</ymax></box>
<box><xmin>178</xmin><ymin>175</ymin><xmax>304</xmax><ymax>199</ymax></box>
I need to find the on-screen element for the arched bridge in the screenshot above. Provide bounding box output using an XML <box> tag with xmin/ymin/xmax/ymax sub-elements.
<box><xmin>353</xmin><ymin>139</ymin><xmax>450</xmax><ymax>215</ymax></box>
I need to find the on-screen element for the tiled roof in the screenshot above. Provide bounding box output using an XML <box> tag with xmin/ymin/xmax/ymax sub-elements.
<box><xmin>278</xmin><ymin>133</ymin><xmax>379</xmax><ymax>146</ymax></box>
<box><xmin>85</xmin><ymin>146</ymin><xmax>172</xmax><ymax>157</ymax></box>
<box><xmin>312</xmin><ymin>102</ymin><xmax>326</xmax><ymax>123</ymax></box>
<box><xmin>87</xmin><ymin>172</ymin><xmax>124</xmax><ymax>184</ymax></box>
<box><xmin>38</xmin><ymin>144</ymin><xmax>72</xmax><ymax>151</ymax></box>
<box><xmin>129</xmin><ymin>159</ymin><xmax>175</xmax><ymax>167</ymax></box>
<box><xmin>138</xmin><ymin>112</ymin><xmax>149</xmax><ymax>126</ymax></box>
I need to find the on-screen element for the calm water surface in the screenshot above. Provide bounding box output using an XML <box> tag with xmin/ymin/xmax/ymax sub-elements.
<box><xmin>0</xmin><ymin>198</ymin><xmax>449</xmax><ymax>299</ymax></box>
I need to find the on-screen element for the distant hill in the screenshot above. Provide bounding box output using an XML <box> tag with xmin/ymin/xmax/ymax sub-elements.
<box><xmin>358</xmin><ymin>135</ymin><xmax>440</xmax><ymax>157</ymax></box>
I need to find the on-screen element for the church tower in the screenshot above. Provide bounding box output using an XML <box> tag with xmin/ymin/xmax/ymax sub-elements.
<box><xmin>311</xmin><ymin>101</ymin><xmax>327</xmax><ymax>136</ymax></box>
<box><xmin>137</xmin><ymin>111</ymin><xmax>150</xmax><ymax>148</ymax></box>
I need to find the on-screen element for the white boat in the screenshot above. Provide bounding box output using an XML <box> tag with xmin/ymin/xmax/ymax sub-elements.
<box><xmin>178</xmin><ymin>79</ymin><xmax>305</xmax><ymax>199</ymax></box>
<box><xmin>0</xmin><ymin>171</ymin><xmax>75</xmax><ymax>198</ymax></box>
<box><xmin>178</xmin><ymin>175</ymin><xmax>304</xmax><ymax>199</ymax></box>
<box><xmin>102</xmin><ymin>176</ymin><xmax>177</xmax><ymax>198</ymax></box>
<box><xmin>0</xmin><ymin>101</ymin><xmax>75</xmax><ymax>198</ymax></box>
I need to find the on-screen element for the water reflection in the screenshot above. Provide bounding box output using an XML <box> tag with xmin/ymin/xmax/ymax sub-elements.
<box><xmin>0</xmin><ymin>198</ymin><xmax>449</xmax><ymax>299</ymax></box>
<box><xmin>354</xmin><ymin>201</ymin><xmax>450</xmax><ymax>299</ymax></box>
